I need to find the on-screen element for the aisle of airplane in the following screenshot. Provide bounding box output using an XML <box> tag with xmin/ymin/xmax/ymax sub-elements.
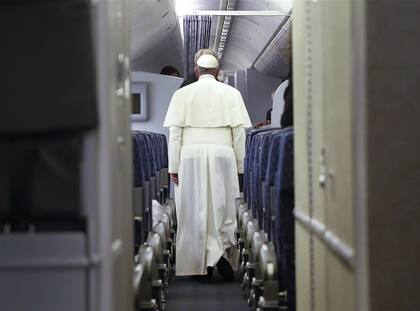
<box><xmin>1</xmin><ymin>0</ymin><xmax>420</xmax><ymax>310</ymax></box>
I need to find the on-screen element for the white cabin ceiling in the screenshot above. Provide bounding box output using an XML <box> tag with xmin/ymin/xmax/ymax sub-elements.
<box><xmin>130</xmin><ymin>0</ymin><xmax>292</xmax><ymax>78</ymax></box>
<box><xmin>130</xmin><ymin>0</ymin><xmax>184</xmax><ymax>74</ymax></box>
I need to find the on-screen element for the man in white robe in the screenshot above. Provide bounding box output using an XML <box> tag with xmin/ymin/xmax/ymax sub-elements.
<box><xmin>163</xmin><ymin>50</ymin><xmax>251</xmax><ymax>280</ymax></box>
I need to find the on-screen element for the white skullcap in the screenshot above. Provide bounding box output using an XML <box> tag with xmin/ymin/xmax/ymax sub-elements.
<box><xmin>196</xmin><ymin>54</ymin><xmax>219</xmax><ymax>69</ymax></box>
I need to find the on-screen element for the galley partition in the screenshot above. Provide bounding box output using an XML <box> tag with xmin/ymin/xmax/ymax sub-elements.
<box><xmin>0</xmin><ymin>2</ymin><xmax>96</xmax><ymax>309</ymax></box>
<box><xmin>0</xmin><ymin>1</ymin><xmax>134</xmax><ymax>310</ymax></box>
<box><xmin>293</xmin><ymin>0</ymin><xmax>420</xmax><ymax>310</ymax></box>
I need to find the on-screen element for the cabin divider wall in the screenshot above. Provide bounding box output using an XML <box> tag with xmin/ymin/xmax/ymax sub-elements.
<box><xmin>293</xmin><ymin>0</ymin><xmax>420</xmax><ymax>310</ymax></box>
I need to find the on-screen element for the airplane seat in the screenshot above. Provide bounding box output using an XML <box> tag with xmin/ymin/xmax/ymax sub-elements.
<box><xmin>132</xmin><ymin>132</ymin><xmax>146</xmax><ymax>249</ymax></box>
<box><xmin>258</xmin><ymin>128</ymin><xmax>281</xmax><ymax>234</ymax></box>
<box><xmin>273</xmin><ymin>130</ymin><xmax>295</xmax><ymax>310</ymax></box>
<box><xmin>236</xmin><ymin>202</ymin><xmax>248</xmax><ymax>240</ymax></box>
<box><xmin>251</xmin><ymin>133</ymin><xmax>268</xmax><ymax>225</ymax></box>
<box><xmin>241</xmin><ymin>127</ymin><xmax>295</xmax><ymax>310</ymax></box>
<box><xmin>261</xmin><ymin>130</ymin><xmax>284</xmax><ymax>237</ymax></box>
<box><xmin>244</xmin><ymin>128</ymin><xmax>274</xmax><ymax>210</ymax></box>
<box><xmin>136</xmin><ymin>133</ymin><xmax>153</xmax><ymax>235</ymax></box>
<box><xmin>153</xmin><ymin>220</ymin><xmax>173</xmax><ymax>288</ymax></box>
<box><xmin>150</xmin><ymin>134</ymin><xmax>162</xmax><ymax>202</ymax></box>
<box><xmin>0</xmin><ymin>136</ymin><xmax>87</xmax><ymax>232</ymax></box>
<box><xmin>0</xmin><ymin>1</ymin><xmax>97</xmax><ymax>310</ymax></box>
<box><xmin>147</xmin><ymin>230</ymin><xmax>167</xmax><ymax>294</ymax></box>
<box><xmin>164</xmin><ymin>198</ymin><xmax>177</xmax><ymax>245</ymax></box>
<box><xmin>133</xmin><ymin>263</ymin><xmax>145</xmax><ymax>310</ymax></box>
<box><xmin>160</xmin><ymin>134</ymin><xmax>170</xmax><ymax>199</ymax></box>
<box><xmin>243</xmin><ymin>134</ymin><xmax>251</xmax><ymax>202</ymax></box>
<box><xmin>244</xmin><ymin>130</ymin><xmax>258</xmax><ymax>204</ymax></box>
<box><xmin>136</xmin><ymin>244</ymin><xmax>161</xmax><ymax>311</ymax></box>
<box><xmin>251</xmin><ymin>134</ymin><xmax>263</xmax><ymax>225</ymax></box>
<box><xmin>256</xmin><ymin>132</ymin><xmax>280</xmax><ymax>230</ymax></box>
<box><xmin>159</xmin><ymin>135</ymin><xmax>167</xmax><ymax>202</ymax></box>
<box><xmin>265</xmin><ymin>129</ymin><xmax>293</xmax><ymax>240</ymax></box>
<box><xmin>241</xmin><ymin>218</ymin><xmax>259</xmax><ymax>294</ymax></box>
<box><xmin>238</xmin><ymin>209</ymin><xmax>253</xmax><ymax>261</ymax></box>
<box><xmin>0</xmin><ymin>0</ymin><xmax>96</xmax><ymax>233</ymax></box>
<box><xmin>132</xmin><ymin>130</ymin><xmax>177</xmax><ymax>310</ymax></box>
<box><xmin>145</xmin><ymin>133</ymin><xmax>160</xmax><ymax>203</ymax></box>
<box><xmin>248</xmin><ymin>135</ymin><xmax>260</xmax><ymax>215</ymax></box>
<box><xmin>160</xmin><ymin>197</ymin><xmax>177</xmax><ymax>269</ymax></box>
<box><xmin>155</xmin><ymin>135</ymin><xmax>164</xmax><ymax>202</ymax></box>
<box><xmin>248</xmin><ymin>230</ymin><xmax>268</xmax><ymax>307</ymax></box>
<box><xmin>152</xmin><ymin>200</ymin><xmax>174</xmax><ymax>256</ymax></box>
<box><xmin>256</xmin><ymin>242</ymin><xmax>282</xmax><ymax>310</ymax></box>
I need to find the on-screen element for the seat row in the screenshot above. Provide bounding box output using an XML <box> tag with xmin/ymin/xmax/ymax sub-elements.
<box><xmin>236</xmin><ymin>127</ymin><xmax>295</xmax><ymax>310</ymax></box>
<box><xmin>132</xmin><ymin>131</ymin><xmax>172</xmax><ymax>248</ymax></box>
<box><xmin>131</xmin><ymin>131</ymin><xmax>177</xmax><ymax>310</ymax></box>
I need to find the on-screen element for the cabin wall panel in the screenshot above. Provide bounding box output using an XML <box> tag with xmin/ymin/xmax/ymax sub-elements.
<box><xmin>321</xmin><ymin>0</ymin><xmax>354</xmax><ymax>249</ymax></box>
<box><xmin>319</xmin><ymin>1</ymin><xmax>355</xmax><ymax>309</ymax></box>
<box><xmin>295</xmin><ymin>225</ymin><xmax>311</xmax><ymax>311</ymax></box>
<box><xmin>294</xmin><ymin>0</ymin><xmax>355</xmax><ymax>309</ymax></box>
<box><xmin>292</xmin><ymin>0</ymin><xmax>311</xmax><ymax>309</ymax></box>
<box><xmin>234</xmin><ymin>70</ymin><xmax>247</xmax><ymax>103</ymax></box>
<box><xmin>131</xmin><ymin>71</ymin><xmax>183</xmax><ymax>139</ymax></box>
<box><xmin>110</xmin><ymin>1</ymin><xmax>134</xmax><ymax>310</ymax></box>
<box><xmin>364</xmin><ymin>0</ymin><xmax>420</xmax><ymax>309</ymax></box>
<box><xmin>244</xmin><ymin>68</ymin><xmax>281</xmax><ymax>124</ymax></box>
<box><xmin>296</xmin><ymin>0</ymin><xmax>420</xmax><ymax>309</ymax></box>
<box><xmin>326</xmin><ymin>254</ymin><xmax>354</xmax><ymax>311</ymax></box>
<box><xmin>309</xmin><ymin>1</ymin><xmax>328</xmax><ymax>309</ymax></box>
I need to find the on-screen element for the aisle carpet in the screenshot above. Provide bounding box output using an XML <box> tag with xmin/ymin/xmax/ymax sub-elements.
<box><xmin>165</xmin><ymin>274</ymin><xmax>250</xmax><ymax>311</ymax></box>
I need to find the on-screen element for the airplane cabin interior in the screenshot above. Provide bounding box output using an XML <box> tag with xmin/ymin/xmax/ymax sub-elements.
<box><xmin>1</xmin><ymin>0</ymin><xmax>419</xmax><ymax>310</ymax></box>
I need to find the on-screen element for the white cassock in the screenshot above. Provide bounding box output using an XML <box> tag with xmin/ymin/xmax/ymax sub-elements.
<box><xmin>163</xmin><ymin>74</ymin><xmax>252</xmax><ymax>276</ymax></box>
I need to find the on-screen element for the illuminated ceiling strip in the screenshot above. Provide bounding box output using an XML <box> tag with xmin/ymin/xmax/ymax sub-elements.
<box><xmin>178</xmin><ymin>10</ymin><xmax>290</xmax><ymax>17</ymax></box>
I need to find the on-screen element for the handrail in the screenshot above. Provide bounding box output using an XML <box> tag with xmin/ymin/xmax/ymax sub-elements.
<box><xmin>294</xmin><ymin>209</ymin><xmax>355</xmax><ymax>269</ymax></box>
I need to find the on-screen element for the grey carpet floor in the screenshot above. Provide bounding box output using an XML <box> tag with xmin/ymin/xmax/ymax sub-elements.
<box><xmin>165</xmin><ymin>274</ymin><xmax>250</xmax><ymax>311</ymax></box>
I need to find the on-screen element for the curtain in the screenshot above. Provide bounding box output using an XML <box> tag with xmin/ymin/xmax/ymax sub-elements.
<box><xmin>183</xmin><ymin>15</ymin><xmax>212</xmax><ymax>76</ymax></box>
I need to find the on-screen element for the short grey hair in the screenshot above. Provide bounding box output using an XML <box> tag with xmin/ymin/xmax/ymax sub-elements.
<box><xmin>194</xmin><ymin>49</ymin><xmax>218</xmax><ymax>67</ymax></box>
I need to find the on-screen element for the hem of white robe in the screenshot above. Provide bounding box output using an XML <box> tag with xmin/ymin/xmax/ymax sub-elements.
<box><xmin>206</xmin><ymin>241</ymin><xmax>238</xmax><ymax>270</ymax></box>
<box><xmin>175</xmin><ymin>248</ymin><xmax>239</xmax><ymax>276</ymax></box>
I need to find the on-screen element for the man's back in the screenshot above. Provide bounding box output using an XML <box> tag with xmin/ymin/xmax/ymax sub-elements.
<box><xmin>163</xmin><ymin>52</ymin><xmax>251</xmax><ymax>278</ymax></box>
<box><xmin>164</xmin><ymin>75</ymin><xmax>249</xmax><ymax>129</ymax></box>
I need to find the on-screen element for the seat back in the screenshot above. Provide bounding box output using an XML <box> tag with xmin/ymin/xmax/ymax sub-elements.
<box><xmin>0</xmin><ymin>0</ymin><xmax>97</xmax><ymax>232</ymax></box>
<box><xmin>273</xmin><ymin>130</ymin><xmax>295</xmax><ymax>310</ymax></box>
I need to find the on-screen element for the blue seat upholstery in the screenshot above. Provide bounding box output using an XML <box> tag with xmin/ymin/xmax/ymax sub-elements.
<box><xmin>242</xmin><ymin>127</ymin><xmax>295</xmax><ymax>310</ymax></box>
<box><xmin>132</xmin><ymin>133</ymin><xmax>145</xmax><ymax>188</ymax></box>
<box><xmin>244</xmin><ymin>128</ymin><xmax>279</xmax><ymax>204</ymax></box>
<box><xmin>161</xmin><ymin>135</ymin><xmax>168</xmax><ymax>169</ymax></box>
<box><xmin>251</xmin><ymin>133</ymin><xmax>265</xmax><ymax>224</ymax></box>
<box><xmin>263</xmin><ymin>128</ymin><xmax>293</xmax><ymax>239</ymax></box>
<box><xmin>273</xmin><ymin>130</ymin><xmax>295</xmax><ymax>310</ymax></box>
<box><xmin>134</xmin><ymin>132</ymin><xmax>151</xmax><ymax>183</ymax></box>
<box><xmin>258</xmin><ymin>130</ymin><xmax>283</xmax><ymax>230</ymax></box>
<box><xmin>131</xmin><ymin>131</ymin><xmax>170</xmax><ymax>250</ymax></box>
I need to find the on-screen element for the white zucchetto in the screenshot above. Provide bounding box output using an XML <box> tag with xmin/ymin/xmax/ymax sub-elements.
<box><xmin>196</xmin><ymin>54</ymin><xmax>219</xmax><ymax>69</ymax></box>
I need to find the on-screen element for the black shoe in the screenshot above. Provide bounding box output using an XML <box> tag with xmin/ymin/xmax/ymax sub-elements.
<box><xmin>192</xmin><ymin>267</ymin><xmax>214</xmax><ymax>282</ymax></box>
<box><xmin>207</xmin><ymin>266</ymin><xmax>214</xmax><ymax>279</ymax></box>
<box><xmin>216</xmin><ymin>257</ymin><xmax>234</xmax><ymax>282</ymax></box>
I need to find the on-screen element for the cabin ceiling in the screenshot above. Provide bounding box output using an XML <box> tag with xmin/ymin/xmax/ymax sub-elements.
<box><xmin>130</xmin><ymin>0</ymin><xmax>184</xmax><ymax>74</ymax></box>
<box><xmin>130</xmin><ymin>0</ymin><xmax>292</xmax><ymax>78</ymax></box>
